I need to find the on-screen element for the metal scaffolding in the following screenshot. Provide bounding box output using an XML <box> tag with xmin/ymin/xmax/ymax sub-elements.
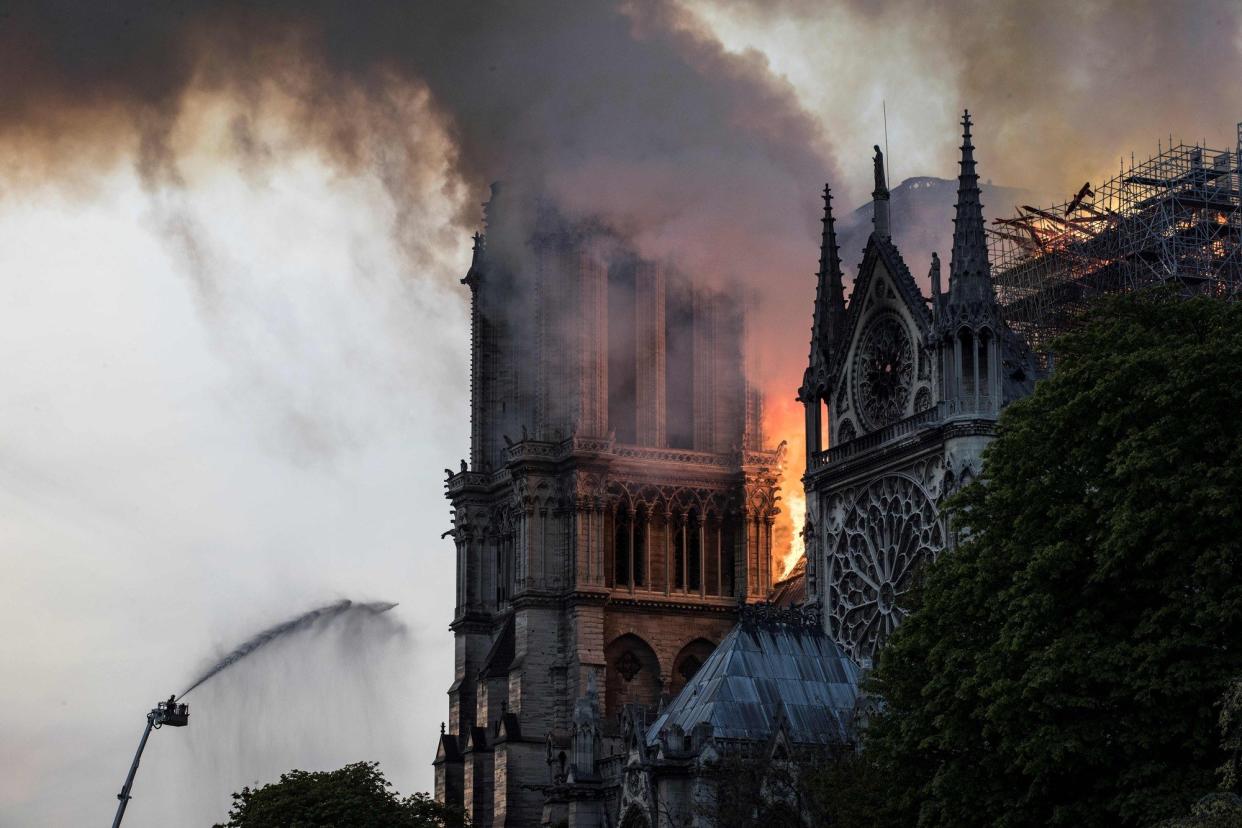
<box><xmin>988</xmin><ymin>126</ymin><xmax>1242</xmax><ymax>357</ymax></box>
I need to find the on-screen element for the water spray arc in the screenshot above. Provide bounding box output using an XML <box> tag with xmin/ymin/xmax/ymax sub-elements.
<box><xmin>109</xmin><ymin>599</ymin><xmax>397</xmax><ymax>827</ymax></box>
<box><xmin>179</xmin><ymin>599</ymin><xmax>398</xmax><ymax>698</ymax></box>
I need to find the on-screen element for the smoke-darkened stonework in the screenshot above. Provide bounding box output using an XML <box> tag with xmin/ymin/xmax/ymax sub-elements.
<box><xmin>434</xmin><ymin>186</ymin><xmax>783</xmax><ymax>825</ymax></box>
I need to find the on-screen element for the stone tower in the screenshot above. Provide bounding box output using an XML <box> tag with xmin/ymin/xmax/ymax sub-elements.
<box><xmin>802</xmin><ymin>113</ymin><xmax>1037</xmax><ymax>666</ymax></box>
<box><xmin>434</xmin><ymin>187</ymin><xmax>782</xmax><ymax>826</ymax></box>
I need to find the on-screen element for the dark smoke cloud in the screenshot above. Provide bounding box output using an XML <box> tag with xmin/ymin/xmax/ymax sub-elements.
<box><xmin>1</xmin><ymin>1</ymin><xmax>832</xmax><ymax>234</ymax></box>
<box><xmin>1</xmin><ymin>0</ymin><xmax>835</xmax><ymax>409</ymax></box>
<box><xmin>12</xmin><ymin>1</ymin><xmax>1234</xmax><ymax>494</ymax></box>
<box><xmin>712</xmin><ymin>0</ymin><xmax>1242</xmax><ymax>198</ymax></box>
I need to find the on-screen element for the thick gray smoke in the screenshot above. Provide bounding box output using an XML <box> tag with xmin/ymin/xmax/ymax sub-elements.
<box><xmin>0</xmin><ymin>0</ymin><xmax>839</xmax><ymax>433</ymax></box>
<box><xmin>179</xmin><ymin>599</ymin><xmax>398</xmax><ymax>698</ymax></box>
<box><xmin>711</xmin><ymin>0</ymin><xmax>1242</xmax><ymax>196</ymax></box>
<box><xmin>1</xmin><ymin>1</ymin><xmax>832</xmax><ymax>249</ymax></box>
<box><xmin>6</xmin><ymin>2</ymin><xmax>1240</xmax><ymax>374</ymax></box>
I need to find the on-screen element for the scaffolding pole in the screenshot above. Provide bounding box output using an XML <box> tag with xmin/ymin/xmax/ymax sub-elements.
<box><xmin>988</xmin><ymin>127</ymin><xmax>1242</xmax><ymax>359</ymax></box>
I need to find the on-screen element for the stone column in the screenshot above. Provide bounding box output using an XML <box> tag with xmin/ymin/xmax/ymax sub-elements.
<box><xmin>972</xmin><ymin>331</ymin><xmax>981</xmax><ymax>411</ymax></box>
<box><xmin>627</xmin><ymin>506</ymin><xmax>636</xmax><ymax>592</ymax></box>
<box><xmin>664</xmin><ymin>509</ymin><xmax>673</xmax><ymax>596</ymax></box>
<box><xmin>455</xmin><ymin>538</ymin><xmax>466</xmax><ymax>612</ymax></box>
<box><xmin>642</xmin><ymin>509</ymin><xmax>651</xmax><ymax>591</ymax></box>
<box><xmin>715</xmin><ymin>517</ymin><xmax>724</xmax><ymax>597</ymax></box>
<box><xmin>805</xmin><ymin>520</ymin><xmax>818</xmax><ymax>600</ymax></box>
<box><xmin>534</xmin><ymin>507</ymin><xmax>546</xmax><ymax>588</ymax></box>
<box><xmin>680</xmin><ymin>512</ymin><xmax>689</xmax><ymax>593</ymax></box>
<box><xmin>953</xmin><ymin>334</ymin><xmax>963</xmax><ymax>408</ymax></box>
<box><xmin>576</xmin><ymin>246</ymin><xmax>609</xmax><ymax>437</ymax></box>
<box><xmin>762</xmin><ymin>514</ymin><xmax>776</xmax><ymax>594</ymax></box>
<box><xmin>635</xmin><ymin>263</ymin><xmax>666</xmax><ymax>447</ymax></box>
<box><xmin>988</xmin><ymin>333</ymin><xmax>1000</xmax><ymax>413</ymax></box>
<box><xmin>573</xmin><ymin>498</ymin><xmax>588</xmax><ymax>589</ymax></box>
<box><xmin>745</xmin><ymin>512</ymin><xmax>757</xmax><ymax>597</ymax></box>
<box><xmin>464</xmin><ymin>256</ymin><xmax>484</xmax><ymax>470</ymax></box>
<box><xmin>594</xmin><ymin>499</ymin><xmax>607</xmax><ymax>588</ymax></box>
<box><xmin>697</xmin><ymin>512</ymin><xmax>707</xmax><ymax>598</ymax></box>
<box><xmin>693</xmin><ymin>291</ymin><xmax>716</xmax><ymax>451</ymax></box>
<box><xmin>804</xmin><ymin>400</ymin><xmax>821</xmax><ymax>462</ymax></box>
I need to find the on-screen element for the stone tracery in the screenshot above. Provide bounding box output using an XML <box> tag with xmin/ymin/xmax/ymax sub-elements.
<box><xmin>853</xmin><ymin>313</ymin><xmax>915</xmax><ymax>430</ymax></box>
<box><xmin>826</xmin><ymin>475</ymin><xmax>944</xmax><ymax>662</ymax></box>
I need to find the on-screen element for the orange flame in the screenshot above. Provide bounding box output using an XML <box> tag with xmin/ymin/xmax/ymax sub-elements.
<box><xmin>766</xmin><ymin>393</ymin><xmax>806</xmax><ymax>580</ymax></box>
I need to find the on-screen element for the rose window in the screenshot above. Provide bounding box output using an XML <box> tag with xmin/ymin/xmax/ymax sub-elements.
<box><xmin>853</xmin><ymin>314</ymin><xmax>914</xmax><ymax>430</ymax></box>
<box><xmin>827</xmin><ymin>475</ymin><xmax>944</xmax><ymax>662</ymax></box>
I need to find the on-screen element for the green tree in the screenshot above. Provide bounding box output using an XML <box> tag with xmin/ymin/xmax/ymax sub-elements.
<box><xmin>865</xmin><ymin>293</ymin><xmax>1242</xmax><ymax>827</ymax></box>
<box><xmin>215</xmin><ymin>760</ymin><xmax>467</xmax><ymax>827</ymax></box>
<box><xmin>1158</xmin><ymin>678</ymin><xmax>1242</xmax><ymax>827</ymax></box>
<box><xmin>803</xmin><ymin>750</ymin><xmax>895</xmax><ymax>827</ymax></box>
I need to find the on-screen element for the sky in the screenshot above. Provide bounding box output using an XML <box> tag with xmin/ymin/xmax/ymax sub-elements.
<box><xmin>2</xmin><ymin>2</ymin><xmax>1240</xmax><ymax>825</ymax></box>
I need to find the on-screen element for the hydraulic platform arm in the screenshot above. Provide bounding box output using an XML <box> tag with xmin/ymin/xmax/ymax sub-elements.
<box><xmin>111</xmin><ymin>698</ymin><xmax>189</xmax><ymax>828</ymax></box>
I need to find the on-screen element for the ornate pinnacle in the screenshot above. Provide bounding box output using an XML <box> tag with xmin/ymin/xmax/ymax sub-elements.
<box><xmin>948</xmin><ymin>109</ymin><xmax>992</xmax><ymax>303</ymax></box>
<box><xmin>807</xmin><ymin>184</ymin><xmax>847</xmax><ymax>381</ymax></box>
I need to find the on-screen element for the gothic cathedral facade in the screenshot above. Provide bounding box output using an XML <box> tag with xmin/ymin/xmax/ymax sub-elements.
<box><xmin>801</xmin><ymin>112</ymin><xmax>1037</xmax><ymax>665</ymax></box>
<box><xmin>434</xmin><ymin>187</ymin><xmax>783</xmax><ymax>826</ymax></box>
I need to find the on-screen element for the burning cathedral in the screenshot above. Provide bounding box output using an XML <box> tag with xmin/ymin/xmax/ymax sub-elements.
<box><xmin>434</xmin><ymin>111</ymin><xmax>1037</xmax><ymax>826</ymax></box>
<box><xmin>433</xmin><ymin>184</ymin><xmax>787</xmax><ymax>825</ymax></box>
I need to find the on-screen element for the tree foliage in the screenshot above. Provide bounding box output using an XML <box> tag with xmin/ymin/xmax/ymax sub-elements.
<box><xmin>802</xmin><ymin>750</ymin><xmax>895</xmax><ymax>827</ymax></box>
<box><xmin>864</xmin><ymin>293</ymin><xmax>1242</xmax><ymax>826</ymax></box>
<box><xmin>215</xmin><ymin>760</ymin><xmax>466</xmax><ymax>828</ymax></box>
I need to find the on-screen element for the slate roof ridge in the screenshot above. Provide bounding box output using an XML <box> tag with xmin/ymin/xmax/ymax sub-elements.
<box><xmin>645</xmin><ymin>615</ymin><xmax>860</xmax><ymax>748</ymax></box>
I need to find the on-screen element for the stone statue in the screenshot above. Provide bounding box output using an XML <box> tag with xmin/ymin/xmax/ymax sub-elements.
<box><xmin>571</xmin><ymin>672</ymin><xmax>601</xmax><ymax>781</ymax></box>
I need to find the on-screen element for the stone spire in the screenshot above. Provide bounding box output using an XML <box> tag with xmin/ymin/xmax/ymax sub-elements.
<box><xmin>871</xmin><ymin>145</ymin><xmax>890</xmax><ymax>239</ymax></box>
<box><xmin>948</xmin><ymin>111</ymin><xmax>992</xmax><ymax>303</ymax></box>
<box><xmin>809</xmin><ymin>184</ymin><xmax>847</xmax><ymax>370</ymax></box>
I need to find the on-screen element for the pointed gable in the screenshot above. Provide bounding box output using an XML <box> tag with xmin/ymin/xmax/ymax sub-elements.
<box><xmin>435</xmin><ymin>730</ymin><xmax>464</xmax><ymax>764</ymax></box>
<box><xmin>829</xmin><ymin>212</ymin><xmax>937</xmax><ymax>442</ymax></box>
<box><xmin>838</xmin><ymin>234</ymin><xmax>932</xmax><ymax>362</ymax></box>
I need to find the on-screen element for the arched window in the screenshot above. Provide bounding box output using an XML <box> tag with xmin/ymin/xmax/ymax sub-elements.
<box><xmin>687</xmin><ymin>511</ymin><xmax>702</xmax><ymax>592</ymax></box>
<box><xmin>633</xmin><ymin>505</ymin><xmax>646</xmax><ymax>587</ymax></box>
<box><xmin>959</xmin><ymin>329</ymin><xmax>976</xmax><ymax>399</ymax></box>
<box><xmin>978</xmin><ymin>328</ymin><xmax>992</xmax><ymax>406</ymax></box>
<box><xmin>496</xmin><ymin>531</ymin><xmax>513</xmax><ymax>604</ymax></box>
<box><xmin>604</xmin><ymin>634</ymin><xmax>662</xmax><ymax>716</ymax></box>
<box><xmin>673</xmin><ymin>512</ymin><xmax>686</xmax><ymax>590</ymax></box>
<box><xmin>820</xmin><ymin>397</ymin><xmax>830</xmax><ymax>450</ymax></box>
<box><xmin>614</xmin><ymin>507</ymin><xmax>631</xmax><ymax>587</ymax></box>
<box><xmin>671</xmin><ymin>639</ymin><xmax>716</xmax><ymax>697</ymax></box>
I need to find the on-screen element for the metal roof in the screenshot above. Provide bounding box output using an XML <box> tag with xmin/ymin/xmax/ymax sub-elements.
<box><xmin>645</xmin><ymin>617</ymin><xmax>860</xmax><ymax>747</ymax></box>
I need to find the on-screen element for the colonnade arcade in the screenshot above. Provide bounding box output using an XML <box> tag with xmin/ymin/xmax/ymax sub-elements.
<box><xmin>937</xmin><ymin>322</ymin><xmax>1001</xmax><ymax>416</ymax></box>
<box><xmin>601</xmin><ymin>482</ymin><xmax>740</xmax><ymax>598</ymax></box>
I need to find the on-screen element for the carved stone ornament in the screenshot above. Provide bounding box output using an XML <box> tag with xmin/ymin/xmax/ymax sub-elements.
<box><xmin>616</xmin><ymin>650</ymin><xmax>642</xmax><ymax>683</ymax></box>
<box><xmin>853</xmin><ymin>313</ymin><xmax>915</xmax><ymax>431</ymax></box>
<box><xmin>738</xmin><ymin>600</ymin><xmax>821</xmax><ymax>630</ymax></box>
<box><xmin>827</xmin><ymin>475</ymin><xmax>944</xmax><ymax>661</ymax></box>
